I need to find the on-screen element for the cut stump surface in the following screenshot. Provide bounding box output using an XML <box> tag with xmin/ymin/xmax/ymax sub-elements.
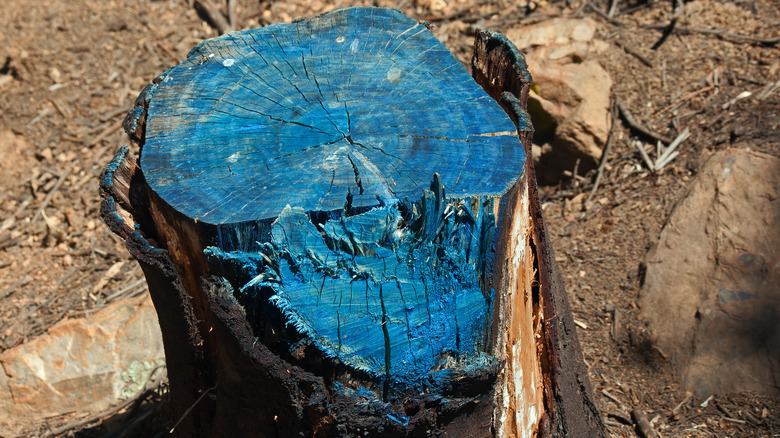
<box><xmin>137</xmin><ymin>7</ymin><xmax>526</xmax><ymax>225</ymax></box>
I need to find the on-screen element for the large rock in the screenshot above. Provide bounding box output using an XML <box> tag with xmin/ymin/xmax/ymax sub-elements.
<box><xmin>506</xmin><ymin>19</ymin><xmax>612</xmax><ymax>177</ymax></box>
<box><xmin>530</xmin><ymin>60</ymin><xmax>612</xmax><ymax>164</ymax></box>
<box><xmin>507</xmin><ymin>18</ymin><xmax>599</xmax><ymax>66</ymax></box>
<box><xmin>640</xmin><ymin>149</ymin><xmax>780</xmax><ymax>397</ymax></box>
<box><xmin>0</xmin><ymin>294</ymin><xmax>164</xmax><ymax>435</ymax></box>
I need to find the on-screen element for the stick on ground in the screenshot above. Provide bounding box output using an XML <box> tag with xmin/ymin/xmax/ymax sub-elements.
<box><xmin>618</xmin><ymin>102</ymin><xmax>673</xmax><ymax>145</ymax></box>
<box><xmin>586</xmin><ymin>98</ymin><xmax>618</xmax><ymax>206</ymax></box>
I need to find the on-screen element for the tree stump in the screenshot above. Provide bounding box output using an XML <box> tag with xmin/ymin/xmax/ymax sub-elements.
<box><xmin>100</xmin><ymin>7</ymin><xmax>604</xmax><ymax>437</ymax></box>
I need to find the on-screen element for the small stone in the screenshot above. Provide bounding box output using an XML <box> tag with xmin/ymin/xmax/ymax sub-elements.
<box><xmin>49</xmin><ymin>68</ymin><xmax>63</xmax><ymax>83</ymax></box>
<box><xmin>36</xmin><ymin>148</ymin><xmax>54</xmax><ymax>161</ymax></box>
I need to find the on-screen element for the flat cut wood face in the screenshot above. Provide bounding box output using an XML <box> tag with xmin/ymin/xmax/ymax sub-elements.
<box><xmin>141</xmin><ymin>7</ymin><xmax>525</xmax><ymax>225</ymax></box>
<box><xmin>137</xmin><ymin>7</ymin><xmax>529</xmax><ymax>394</ymax></box>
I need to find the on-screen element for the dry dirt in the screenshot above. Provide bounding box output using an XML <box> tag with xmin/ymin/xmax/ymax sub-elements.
<box><xmin>0</xmin><ymin>0</ymin><xmax>778</xmax><ymax>436</ymax></box>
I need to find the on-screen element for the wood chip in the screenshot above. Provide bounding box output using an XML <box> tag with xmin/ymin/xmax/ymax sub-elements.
<box><xmin>91</xmin><ymin>261</ymin><xmax>126</xmax><ymax>295</ymax></box>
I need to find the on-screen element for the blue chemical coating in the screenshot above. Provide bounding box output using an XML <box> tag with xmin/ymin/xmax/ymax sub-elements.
<box><xmin>206</xmin><ymin>186</ymin><xmax>499</xmax><ymax>390</ymax></box>
<box><xmin>387</xmin><ymin>412</ymin><xmax>410</xmax><ymax>426</ymax></box>
<box><xmin>140</xmin><ymin>7</ymin><xmax>526</xmax><ymax>225</ymax></box>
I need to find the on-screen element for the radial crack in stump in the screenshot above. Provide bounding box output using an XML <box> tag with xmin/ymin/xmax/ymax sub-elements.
<box><xmin>105</xmin><ymin>6</ymin><xmax>603</xmax><ymax>437</ymax></box>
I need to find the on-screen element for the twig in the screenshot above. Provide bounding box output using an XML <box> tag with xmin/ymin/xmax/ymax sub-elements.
<box><xmin>0</xmin><ymin>235</ymin><xmax>21</xmax><ymax>251</ymax></box>
<box><xmin>459</xmin><ymin>9</ymin><xmax>502</xmax><ymax>24</ymax></box>
<box><xmin>227</xmin><ymin>0</ymin><xmax>238</xmax><ymax>29</ymax></box>
<box><xmin>618</xmin><ymin>102</ymin><xmax>673</xmax><ymax>144</ymax></box>
<box><xmin>607</xmin><ymin>0</ymin><xmax>619</xmax><ymax>18</ymax></box>
<box><xmin>194</xmin><ymin>0</ymin><xmax>232</xmax><ymax>34</ymax></box>
<box><xmin>641</xmin><ymin>24</ymin><xmax>780</xmax><ymax>46</ymax></box>
<box><xmin>655</xmin><ymin>127</ymin><xmax>689</xmax><ymax>170</ymax></box>
<box><xmin>602</xmin><ymin>389</ymin><xmax>627</xmax><ymax>411</ymax></box>
<box><xmin>611</xmin><ymin>308</ymin><xmax>622</xmax><ymax>342</ymax></box>
<box><xmin>170</xmin><ymin>383</ymin><xmax>218</xmax><ymax>434</ymax></box>
<box><xmin>49</xmin><ymin>98</ymin><xmax>71</xmax><ymax>120</ymax></box>
<box><xmin>606</xmin><ymin>409</ymin><xmax>632</xmax><ymax>425</ymax></box>
<box><xmin>104</xmin><ymin>277</ymin><xmax>147</xmax><ymax>303</ymax></box>
<box><xmin>621</xmin><ymin>0</ymin><xmax>659</xmax><ymax>15</ymax></box>
<box><xmin>26</xmin><ymin>107</ymin><xmax>52</xmax><ymax>128</ymax></box>
<box><xmin>651</xmin><ymin>0</ymin><xmax>685</xmax><ymax>50</ymax></box>
<box><xmin>0</xmin><ymin>275</ymin><xmax>33</xmax><ymax>300</ymax></box>
<box><xmin>31</xmin><ymin>168</ymin><xmax>71</xmax><ymax>223</ymax></box>
<box><xmin>100</xmin><ymin>106</ymin><xmax>132</xmax><ymax>123</ymax></box>
<box><xmin>92</xmin><ymin>261</ymin><xmax>127</xmax><ymax>295</ymax></box>
<box><xmin>586</xmin><ymin>2</ymin><xmax>623</xmax><ymax>26</ymax></box>
<box><xmin>648</xmin><ymin>85</ymin><xmax>716</xmax><ymax>124</ymax></box>
<box><xmin>615</xmin><ymin>40</ymin><xmax>653</xmax><ymax>67</ymax></box>
<box><xmin>87</xmin><ymin>120</ymin><xmax>123</xmax><ymax>147</ymax></box>
<box><xmin>672</xmin><ymin>392</ymin><xmax>693</xmax><ymax>417</ymax></box>
<box><xmin>670</xmin><ymin>0</ymin><xmax>685</xmax><ymax>20</ymax></box>
<box><xmin>756</xmin><ymin>78</ymin><xmax>780</xmax><ymax>100</ymax></box>
<box><xmin>736</xmin><ymin>75</ymin><xmax>766</xmax><ymax>86</ymax></box>
<box><xmin>632</xmin><ymin>409</ymin><xmax>659</xmax><ymax>438</ymax></box>
<box><xmin>655</xmin><ymin>151</ymin><xmax>679</xmax><ymax>170</ymax></box>
<box><xmin>572</xmin><ymin>158</ymin><xmax>581</xmax><ymax>187</ymax></box>
<box><xmin>634</xmin><ymin>141</ymin><xmax>655</xmax><ymax>171</ymax></box>
<box><xmin>586</xmin><ymin>99</ymin><xmax>618</xmax><ymax>206</ymax></box>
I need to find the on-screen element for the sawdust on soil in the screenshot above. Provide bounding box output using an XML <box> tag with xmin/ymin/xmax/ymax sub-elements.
<box><xmin>0</xmin><ymin>0</ymin><xmax>778</xmax><ymax>436</ymax></box>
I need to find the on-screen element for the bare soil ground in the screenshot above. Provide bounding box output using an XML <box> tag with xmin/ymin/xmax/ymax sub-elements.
<box><xmin>0</xmin><ymin>0</ymin><xmax>778</xmax><ymax>436</ymax></box>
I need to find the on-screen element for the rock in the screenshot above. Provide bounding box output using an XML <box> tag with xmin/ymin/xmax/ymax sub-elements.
<box><xmin>506</xmin><ymin>19</ymin><xmax>599</xmax><ymax>66</ymax></box>
<box><xmin>0</xmin><ymin>294</ymin><xmax>164</xmax><ymax>435</ymax></box>
<box><xmin>507</xmin><ymin>18</ymin><xmax>612</xmax><ymax>178</ymax></box>
<box><xmin>531</xmin><ymin>60</ymin><xmax>612</xmax><ymax>163</ymax></box>
<box><xmin>640</xmin><ymin>149</ymin><xmax>780</xmax><ymax>397</ymax></box>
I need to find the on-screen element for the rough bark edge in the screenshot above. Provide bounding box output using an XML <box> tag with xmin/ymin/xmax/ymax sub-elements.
<box><xmin>472</xmin><ymin>29</ymin><xmax>606</xmax><ymax>438</ymax></box>
<box><xmin>100</xmin><ymin>146</ymin><xmax>206</xmax><ymax>436</ymax></box>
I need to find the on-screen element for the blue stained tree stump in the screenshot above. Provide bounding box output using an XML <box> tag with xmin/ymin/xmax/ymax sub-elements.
<box><xmin>138</xmin><ymin>7</ymin><xmax>525</xmax><ymax>388</ymax></box>
<box><xmin>104</xmin><ymin>7</ymin><xmax>604</xmax><ymax>437</ymax></box>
